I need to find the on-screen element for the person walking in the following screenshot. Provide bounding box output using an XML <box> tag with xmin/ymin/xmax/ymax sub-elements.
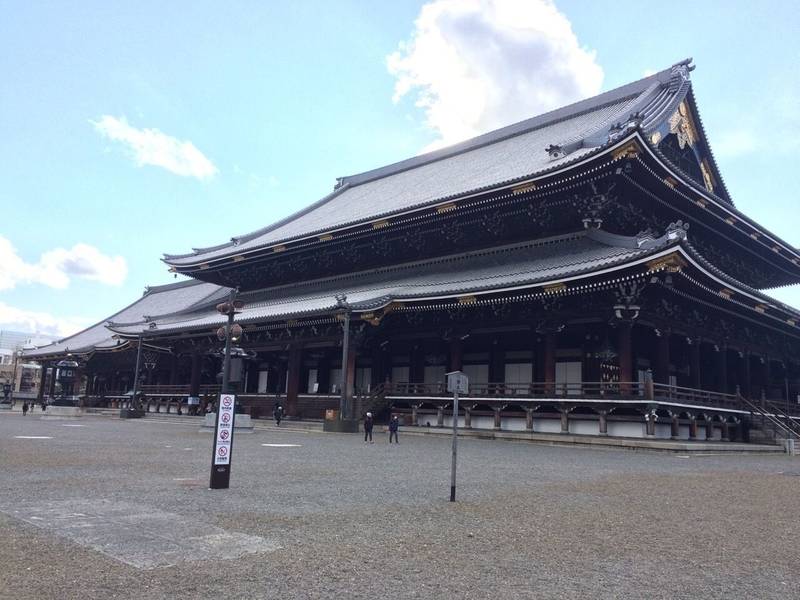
<box><xmin>364</xmin><ymin>412</ymin><xmax>374</xmax><ymax>443</ymax></box>
<box><xmin>388</xmin><ymin>414</ymin><xmax>399</xmax><ymax>444</ymax></box>
<box><xmin>273</xmin><ymin>403</ymin><xmax>284</xmax><ymax>427</ymax></box>
<box><xmin>22</xmin><ymin>401</ymin><xmax>28</xmax><ymax>416</ymax></box>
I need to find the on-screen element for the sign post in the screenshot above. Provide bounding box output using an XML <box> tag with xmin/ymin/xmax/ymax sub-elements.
<box><xmin>210</xmin><ymin>393</ymin><xmax>236</xmax><ymax>489</ymax></box>
<box><xmin>446</xmin><ymin>370</ymin><xmax>468</xmax><ymax>502</ymax></box>
<box><xmin>209</xmin><ymin>289</ymin><xmax>242</xmax><ymax>490</ymax></box>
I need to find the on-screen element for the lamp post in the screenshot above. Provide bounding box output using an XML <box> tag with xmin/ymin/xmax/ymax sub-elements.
<box><xmin>335</xmin><ymin>294</ymin><xmax>351</xmax><ymax>421</ymax></box>
<box><xmin>210</xmin><ymin>288</ymin><xmax>243</xmax><ymax>490</ymax></box>
<box><xmin>119</xmin><ymin>337</ymin><xmax>145</xmax><ymax>418</ymax></box>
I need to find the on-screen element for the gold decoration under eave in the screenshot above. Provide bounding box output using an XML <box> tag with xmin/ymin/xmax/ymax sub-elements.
<box><xmin>611</xmin><ymin>142</ymin><xmax>639</xmax><ymax>160</ymax></box>
<box><xmin>512</xmin><ymin>181</ymin><xmax>537</xmax><ymax>195</ymax></box>
<box><xmin>647</xmin><ymin>254</ymin><xmax>687</xmax><ymax>273</ymax></box>
<box><xmin>700</xmin><ymin>159</ymin><xmax>715</xmax><ymax>193</ymax></box>
<box><xmin>543</xmin><ymin>282</ymin><xmax>567</xmax><ymax>293</ymax></box>
<box><xmin>649</xmin><ymin>131</ymin><xmax>662</xmax><ymax>145</ymax></box>
<box><xmin>668</xmin><ymin>101</ymin><xmax>699</xmax><ymax>149</ymax></box>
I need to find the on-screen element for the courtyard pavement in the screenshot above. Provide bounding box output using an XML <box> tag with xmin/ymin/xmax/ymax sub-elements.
<box><xmin>0</xmin><ymin>412</ymin><xmax>798</xmax><ymax>599</ymax></box>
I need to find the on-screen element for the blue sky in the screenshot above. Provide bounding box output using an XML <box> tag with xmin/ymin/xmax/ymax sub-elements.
<box><xmin>1</xmin><ymin>0</ymin><xmax>799</xmax><ymax>337</ymax></box>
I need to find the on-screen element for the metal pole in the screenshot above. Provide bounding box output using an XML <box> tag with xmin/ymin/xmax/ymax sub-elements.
<box><xmin>339</xmin><ymin>310</ymin><xmax>350</xmax><ymax>420</ymax></box>
<box><xmin>131</xmin><ymin>336</ymin><xmax>144</xmax><ymax>411</ymax></box>
<box><xmin>221</xmin><ymin>290</ymin><xmax>236</xmax><ymax>395</ymax></box>
<box><xmin>10</xmin><ymin>351</ymin><xmax>19</xmax><ymax>396</ymax></box>
<box><xmin>450</xmin><ymin>387</ymin><xmax>459</xmax><ymax>502</ymax></box>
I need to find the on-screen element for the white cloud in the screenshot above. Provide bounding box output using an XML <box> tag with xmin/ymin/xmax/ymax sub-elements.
<box><xmin>387</xmin><ymin>0</ymin><xmax>603</xmax><ymax>150</ymax></box>
<box><xmin>92</xmin><ymin>115</ymin><xmax>218</xmax><ymax>180</ymax></box>
<box><xmin>0</xmin><ymin>302</ymin><xmax>90</xmax><ymax>338</ymax></box>
<box><xmin>0</xmin><ymin>236</ymin><xmax>127</xmax><ymax>291</ymax></box>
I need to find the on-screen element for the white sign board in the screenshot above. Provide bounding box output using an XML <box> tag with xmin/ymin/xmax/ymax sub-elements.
<box><xmin>214</xmin><ymin>394</ymin><xmax>236</xmax><ymax>465</ymax></box>
<box><xmin>446</xmin><ymin>371</ymin><xmax>469</xmax><ymax>395</ymax></box>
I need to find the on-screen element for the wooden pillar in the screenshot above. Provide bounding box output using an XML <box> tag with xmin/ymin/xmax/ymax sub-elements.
<box><xmin>464</xmin><ymin>405</ymin><xmax>472</xmax><ymax>429</ymax></box>
<box><xmin>489</xmin><ymin>340</ymin><xmax>504</xmax><ymax>384</ymax></box>
<box><xmin>721</xmin><ymin>421</ymin><xmax>730</xmax><ymax>442</ymax></box>
<box><xmin>525</xmin><ymin>408</ymin><xmax>534</xmax><ymax>432</ymax></box>
<box><xmin>715</xmin><ymin>345</ymin><xmax>728</xmax><ymax>394</ymax></box>
<box><xmin>688</xmin><ymin>416</ymin><xmax>698</xmax><ymax>440</ymax></box>
<box><xmin>690</xmin><ymin>339</ymin><xmax>701</xmax><ymax>389</ymax></box>
<box><xmin>705</xmin><ymin>418</ymin><xmax>714</xmax><ymax>440</ymax></box>
<box><xmin>37</xmin><ymin>362</ymin><xmax>48</xmax><ymax>403</ymax></box>
<box><xmin>410</xmin><ymin>344</ymin><xmax>424</xmax><ymax>383</ymax></box>
<box><xmin>742</xmin><ymin>352</ymin><xmax>752</xmax><ymax>399</ymax></box>
<box><xmin>318</xmin><ymin>352</ymin><xmax>331</xmax><ymax>393</ymax></box>
<box><xmin>544</xmin><ymin>333</ymin><xmax>556</xmax><ymax>394</ymax></box>
<box><xmin>411</xmin><ymin>404</ymin><xmax>418</xmax><ymax>426</ymax></box>
<box><xmin>670</xmin><ymin>414</ymin><xmax>680</xmax><ymax>440</ymax></box>
<box><xmin>654</xmin><ymin>330</ymin><xmax>670</xmax><ymax>384</ymax></box>
<box><xmin>189</xmin><ymin>353</ymin><xmax>201</xmax><ymax>397</ymax></box>
<box><xmin>436</xmin><ymin>404</ymin><xmax>444</xmax><ymax>427</ymax></box>
<box><xmin>449</xmin><ymin>338</ymin><xmax>463</xmax><ymax>372</ymax></box>
<box><xmin>493</xmin><ymin>407</ymin><xmax>501</xmax><ymax>430</ymax></box>
<box><xmin>285</xmin><ymin>345</ymin><xmax>302</xmax><ymax>417</ymax></box>
<box><xmin>618</xmin><ymin>323</ymin><xmax>633</xmax><ymax>394</ymax></box>
<box><xmin>559</xmin><ymin>408</ymin><xmax>569</xmax><ymax>433</ymax></box>
<box><xmin>168</xmin><ymin>355</ymin><xmax>179</xmax><ymax>386</ymax></box>
<box><xmin>48</xmin><ymin>366</ymin><xmax>56</xmax><ymax>399</ymax></box>
<box><xmin>598</xmin><ymin>410</ymin><xmax>608</xmax><ymax>436</ymax></box>
<box><xmin>763</xmin><ymin>356</ymin><xmax>772</xmax><ymax>399</ymax></box>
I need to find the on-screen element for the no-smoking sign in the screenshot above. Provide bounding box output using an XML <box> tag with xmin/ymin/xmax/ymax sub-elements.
<box><xmin>213</xmin><ymin>394</ymin><xmax>237</xmax><ymax>468</ymax></box>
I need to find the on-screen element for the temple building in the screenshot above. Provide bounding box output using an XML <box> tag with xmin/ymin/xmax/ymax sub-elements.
<box><xmin>24</xmin><ymin>59</ymin><xmax>800</xmax><ymax>441</ymax></box>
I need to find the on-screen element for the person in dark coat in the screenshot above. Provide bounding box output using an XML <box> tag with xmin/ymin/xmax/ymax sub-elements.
<box><xmin>388</xmin><ymin>415</ymin><xmax>399</xmax><ymax>444</ymax></box>
<box><xmin>22</xmin><ymin>401</ymin><xmax>28</xmax><ymax>416</ymax></box>
<box><xmin>364</xmin><ymin>412</ymin><xmax>374</xmax><ymax>443</ymax></box>
<box><xmin>273</xmin><ymin>404</ymin><xmax>284</xmax><ymax>426</ymax></box>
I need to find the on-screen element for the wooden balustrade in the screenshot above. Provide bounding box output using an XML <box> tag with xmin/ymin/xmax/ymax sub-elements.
<box><xmin>384</xmin><ymin>380</ymin><xmax>745</xmax><ymax>411</ymax></box>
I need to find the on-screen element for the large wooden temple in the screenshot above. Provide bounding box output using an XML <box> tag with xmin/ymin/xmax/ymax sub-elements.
<box><xmin>24</xmin><ymin>59</ymin><xmax>800</xmax><ymax>441</ymax></box>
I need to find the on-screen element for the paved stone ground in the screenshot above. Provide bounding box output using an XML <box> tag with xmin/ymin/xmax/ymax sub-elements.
<box><xmin>0</xmin><ymin>413</ymin><xmax>798</xmax><ymax>599</ymax></box>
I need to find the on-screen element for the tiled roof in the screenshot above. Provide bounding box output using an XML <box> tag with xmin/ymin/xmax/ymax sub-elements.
<box><xmin>115</xmin><ymin>229</ymin><xmax>675</xmax><ymax>336</ymax></box>
<box><xmin>164</xmin><ymin>61</ymin><xmax>694</xmax><ymax>267</ymax></box>
<box><xmin>21</xmin><ymin>279</ymin><xmax>223</xmax><ymax>358</ymax></box>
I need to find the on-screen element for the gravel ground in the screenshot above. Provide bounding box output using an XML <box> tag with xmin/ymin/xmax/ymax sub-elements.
<box><xmin>0</xmin><ymin>413</ymin><xmax>798</xmax><ymax>599</ymax></box>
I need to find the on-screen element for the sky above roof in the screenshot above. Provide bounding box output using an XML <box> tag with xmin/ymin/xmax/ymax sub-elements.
<box><xmin>1</xmin><ymin>0</ymin><xmax>799</xmax><ymax>338</ymax></box>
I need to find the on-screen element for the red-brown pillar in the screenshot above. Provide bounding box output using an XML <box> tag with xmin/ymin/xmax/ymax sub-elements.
<box><xmin>763</xmin><ymin>356</ymin><xmax>772</xmax><ymax>399</ymax></box>
<box><xmin>654</xmin><ymin>330</ymin><xmax>670</xmax><ymax>385</ymax></box>
<box><xmin>544</xmin><ymin>333</ymin><xmax>556</xmax><ymax>394</ymax></box>
<box><xmin>168</xmin><ymin>355</ymin><xmax>179</xmax><ymax>386</ymax></box>
<box><xmin>618</xmin><ymin>323</ymin><xmax>633</xmax><ymax>394</ymax></box>
<box><xmin>489</xmin><ymin>339</ymin><xmax>504</xmax><ymax>386</ymax></box>
<box><xmin>189</xmin><ymin>353</ymin><xmax>201</xmax><ymax>397</ymax></box>
<box><xmin>449</xmin><ymin>338</ymin><xmax>463</xmax><ymax>372</ymax></box>
<box><xmin>48</xmin><ymin>366</ymin><xmax>57</xmax><ymax>399</ymax></box>
<box><xmin>37</xmin><ymin>362</ymin><xmax>48</xmax><ymax>403</ymax></box>
<box><xmin>286</xmin><ymin>345</ymin><xmax>302</xmax><ymax>417</ymax></box>
<box><xmin>690</xmin><ymin>339</ymin><xmax>701</xmax><ymax>389</ymax></box>
<box><xmin>742</xmin><ymin>352</ymin><xmax>752</xmax><ymax>399</ymax></box>
<box><xmin>715</xmin><ymin>345</ymin><xmax>728</xmax><ymax>394</ymax></box>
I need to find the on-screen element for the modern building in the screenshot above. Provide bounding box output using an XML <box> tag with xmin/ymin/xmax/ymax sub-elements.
<box><xmin>23</xmin><ymin>60</ymin><xmax>800</xmax><ymax>441</ymax></box>
<box><xmin>1</xmin><ymin>329</ymin><xmax>58</xmax><ymax>395</ymax></box>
